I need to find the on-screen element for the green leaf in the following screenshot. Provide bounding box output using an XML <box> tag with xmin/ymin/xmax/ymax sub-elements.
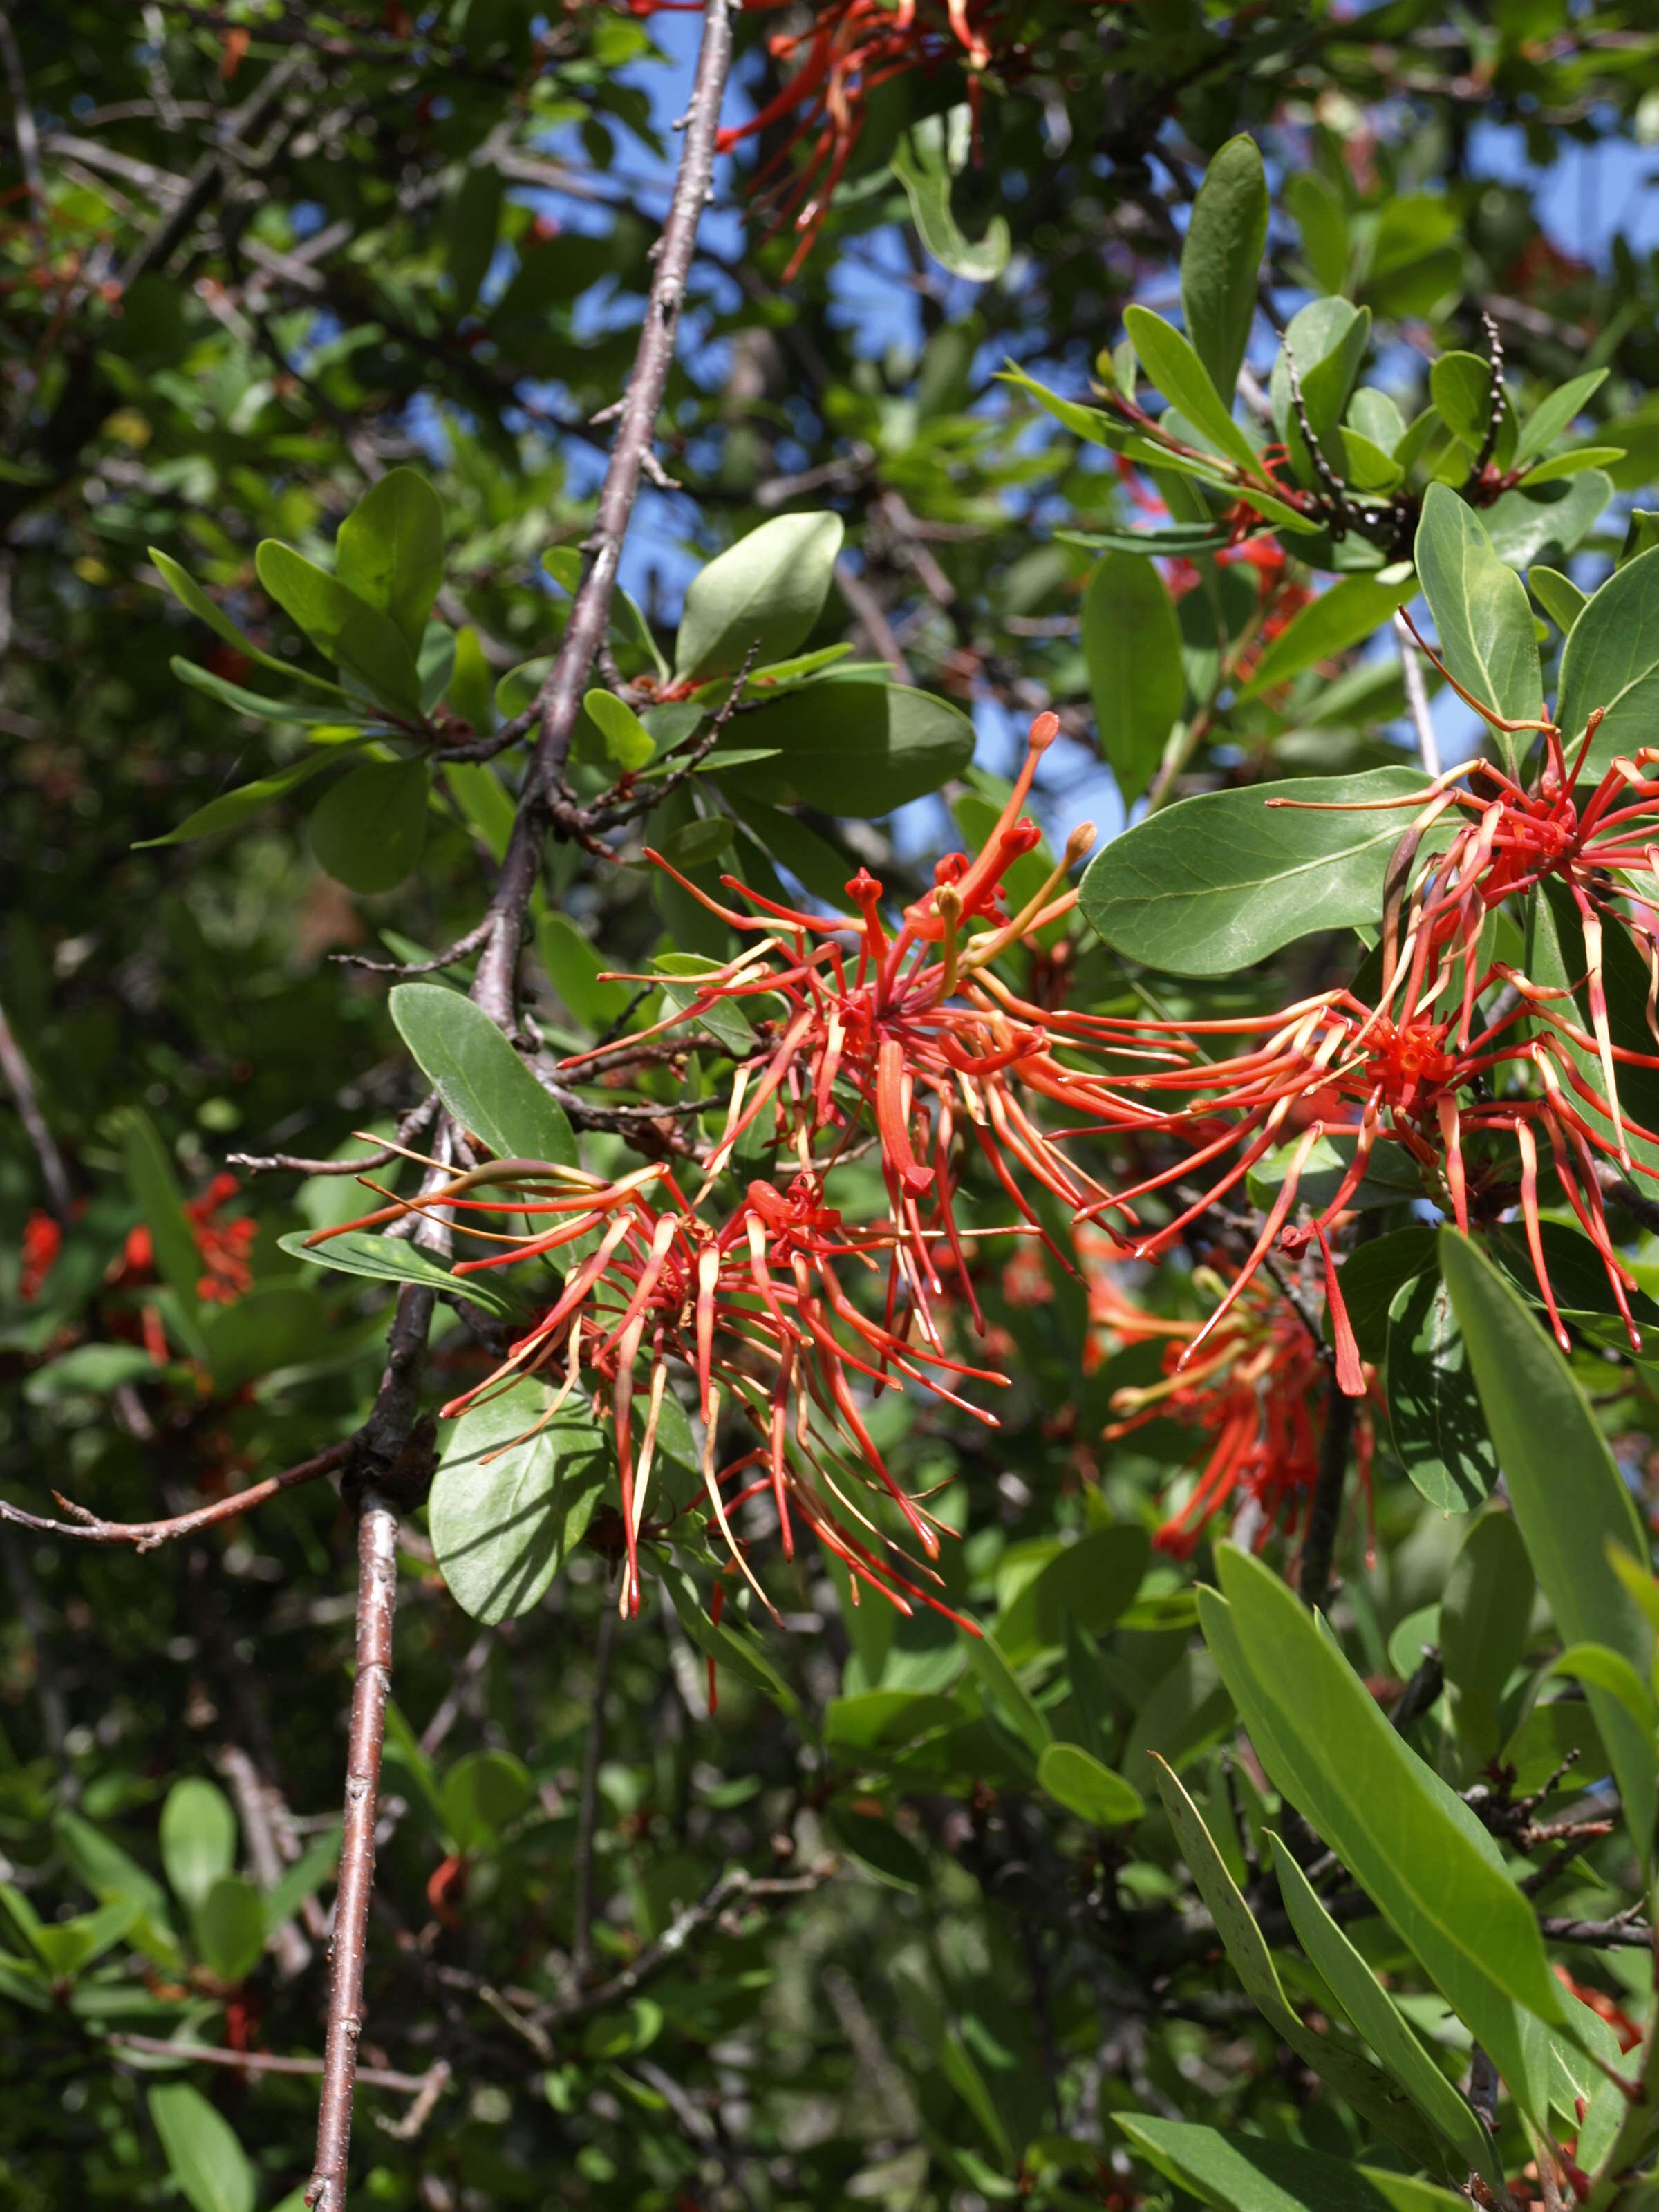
<box><xmin>53</xmin><ymin>1810</ymin><xmax>174</xmax><ymax>1938</ymax></box>
<box><xmin>1515</xmin><ymin>368</ymin><xmax>1609</xmax><ymax>465</ymax></box>
<box><xmin>1180</xmin><ymin>135</ymin><xmax>1269</xmax><ymax>406</ymax></box>
<box><xmin>1118</xmin><ymin>2115</ymin><xmax>1466</xmax><ymax>2212</ymax></box>
<box><xmin>1549</xmin><ymin>1642</ymin><xmax>1659</xmax><ymax>1737</ymax></box>
<box><xmin>1558</xmin><ymin>544</ymin><xmax>1659</xmax><ymax>778</ymax></box>
<box><xmin>192</xmin><ymin>1874</ymin><xmax>266</xmax><ymax>1984</ymax></box>
<box><xmin>390</xmin><ymin>982</ymin><xmax>577</xmax><ymax>1165</ymax></box>
<box><xmin>308</xmin><ymin>758</ymin><xmax>429</xmax><ymax>894</ymax></box>
<box><xmin>148</xmin><ymin>547</ymin><xmax>343</xmax><ymax>694</ymax></box>
<box><xmin>1529</xmin><ymin>564</ymin><xmax>1587</xmax><ymax>631</ymax></box>
<box><xmin>335</xmin><ymin>469</ymin><xmax>445</xmax><ymax>652</ymax></box>
<box><xmin>824</xmin><ymin>1802</ymin><xmax>929</xmax><ymax>1891</ymax></box>
<box><xmin>1287</xmin><ymin>173</ymin><xmax>1347</xmax><ymax>294</ymax></box>
<box><xmin>1124</xmin><ymin>305</ymin><xmax>1262</xmax><ymax>478</ymax></box>
<box><xmin>1271</xmin><ymin>297</ymin><xmax>1373</xmax><ymax>475</ymax></box>
<box><xmin>660</xmin><ymin>1555</ymin><xmax>798</xmax><ymax>1714</ymax></box>
<box><xmin>1234</xmin><ymin>570</ymin><xmax>1415</xmax><ymax>702</ymax></box>
<box><xmin>148</xmin><ymin>2084</ymin><xmax>256</xmax><ymax>2212</ymax></box>
<box><xmin>1082</xmin><ymin>554</ymin><xmax>1185</xmax><ymax>803</ymax></box>
<box><xmin>1150</xmin><ymin>1758</ymin><xmax>1456</xmax><ymax>2173</ymax></box>
<box><xmin>440</xmin><ymin>1750</ymin><xmax>533</xmax><ymax>1851</ymax></box>
<box><xmin>135</xmin><ymin>739</ymin><xmax>370</xmax><ymax>847</ymax></box>
<box><xmin>657</xmin><ymin>814</ymin><xmax>733</xmax><ymax>870</ymax></box>
<box><xmin>1268</xmin><ymin>1835</ymin><xmax>1498</xmax><ymax>2182</ymax></box>
<box><xmin>1385</xmin><ymin>1270</ymin><xmax>1501</xmax><ymax>1513</ymax></box>
<box><xmin>536</xmin><ymin>912</ymin><xmax>634</xmax><ymax>1030</ymax></box>
<box><xmin>825</xmin><ymin>1691</ymin><xmax>964</xmax><ymax>1753</ymax></box>
<box><xmin>159</xmin><ymin>1780</ymin><xmax>237</xmax><ymax>1914</ymax></box>
<box><xmin>892</xmin><ymin>109</ymin><xmax>1009</xmax><ymax>281</ymax></box>
<box><xmin>169</xmin><ymin>655</ymin><xmax>359</xmax><ymax>727</ymax></box>
<box><xmin>1414</xmin><ymin>483</ymin><xmax>1543</xmax><ymax>752</ymax></box>
<box><xmin>653</xmin><ymin>951</ymin><xmax>756</xmax><ymax>1056</ymax></box>
<box><xmin>966</xmin><ymin>1636</ymin><xmax>1051</xmax><ymax>1759</ymax></box>
<box><xmin>121</xmin><ymin>1109</ymin><xmax>203</xmax><ymax>1325</ymax></box>
<box><xmin>582</xmin><ymin>688</ymin><xmax>655</xmax><ymax>769</ymax></box>
<box><xmin>1440</xmin><ymin>1511</ymin><xmax>1535</xmax><ymax>1768</ymax></box>
<box><xmin>1481</xmin><ymin>469</ymin><xmax>1611</xmax><ymax>570</ymax></box>
<box><xmin>1201</xmin><ymin>1545</ymin><xmax>1568</xmax><ymax>2109</ymax></box>
<box><xmin>1056</xmin><ymin>522</ymin><xmax>1232</xmax><ymax>557</ymax></box>
<box><xmin>713</xmin><ymin>678</ymin><xmax>973</xmax><ymax>816</ymax></box>
<box><xmin>1036</xmin><ymin>1742</ymin><xmax>1143</xmax><ymax>1827</ymax></box>
<box><xmin>261</xmin><ymin>1827</ymin><xmax>340</xmax><ymax>1931</ymax></box>
<box><xmin>254</xmin><ymin>541</ymin><xmax>422</xmax><ymax>711</ymax></box>
<box><xmin>674</xmin><ymin>513</ymin><xmax>844</xmax><ymax>682</ymax></box>
<box><xmin>1523</xmin><ymin>444</ymin><xmax>1627</xmax><ymax>486</ymax></box>
<box><xmin>1439</xmin><ymin>1227</ymin><xmax>1658</xmax><ymax>1866</ymax></box>
<box><xmin>1430</xmin><ymin>351</ymin><xmax>1515</xmax><ymax>465</ymax></box>
<box><xmin>429</xmin><ymin>1385</ymin><xmax>611</xmax><ymax>1624</ymax></box>
<box><xmin>277</xmin><ymin>1228</ymin><xmax>525</xmax><ymax>1320</ymax></box>
<box><xmin>1080</xmin><ymin>768</ymin><xmax>1448</xmax><ymax>977</ymax></box>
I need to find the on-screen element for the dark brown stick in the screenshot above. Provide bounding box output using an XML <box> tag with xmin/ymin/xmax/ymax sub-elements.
<box><xmin>306</xmin><ymin>1492</ymin><xmax>400</xmax><ymax>2212</ymax></box>
<box><xmin>0</xmin><ymin>993</ymin><xmax>72</xmax><ymax>1219</ymax></box>
<box><xmin>1297</xmin><ymin>1380</ymin><xmax>1356</xmax><ymax>1618</ymax></box>
<box><xmin>469</xmin><ymin>0</ymin><xmax>735</xmax><ymax>1027</ymax></box>
<box><xmin>0</xmin><ymin>1440</ymin><xmax>351</xmax><ymax>1550</ymax></box>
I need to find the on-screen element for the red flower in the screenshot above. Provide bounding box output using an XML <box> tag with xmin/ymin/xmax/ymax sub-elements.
<box><xmin>19</xmin><ymin>1210</ymin><xmax>60</xmax><ymax>1302</ymax></box>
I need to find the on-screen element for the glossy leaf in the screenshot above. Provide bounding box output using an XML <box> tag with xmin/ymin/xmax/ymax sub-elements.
<box><xmin>1558</xmin><ymin>543</ymin><xmax>1659</xmax><ymax>777</ymax></box>
<box><xmin>149</xmin><ymin>547</ymin><xmax>342</xmax><ymax>694</ymax></box>
<box><xmin>1268</xmin><ymin>1835</ymin><xmax>1497</xmax><ymax>2181</ymax></box>
<box><xmin>1036</xmin><ymin>1742</ymin><xmax>1144</xmax><ymax>1827</ymax></box>
<box><xmin>582</xmin><ymin>687</ymin><xmax>655</xmax><ymax>769</ymax></box>
<box><xmin>1080</xmin><ymin>768</ymin><xmax>1447</xmax><ymax>976</ymax></box>
<box><xmin>308</xmin><ymin>758</ymin><xmax>429</xmax><ymax>894</ymax></box>
<box><xmin>1529</xmin><ymin>564</ymin><xmax>1587</xmax><ymax>630</ymax></box>
<box><xmin>1385</xmin><ymin>1270</ymin><xmax>1501</xmax><ymax>1513</ymax></box>
<box><xmin>335</xmin><ymin>469</ymin><xmax>445</xmax><ymax>651</ymax></box>
<box><xmin>1414</xmin><ymin>483</ymin><xmax>1543</xmax><ymax>745</ymax></box>
<box><xmin>428</xmin><ymin>1385</ymin><xmax>611</xmax><ymax>1624</ymax></box>
<box><xmin>254</xmin><ymin>541</ymin><xmax>422</xmax><ymax>711</ymax></box>
<box><xmin>390</xmin><ymin>982</ymin><xmax>577</xmax><ymax>1165</ymax></box>
<box><xmin>713</xmin><ymin>678</ymin><xmax>974</xmax><ymax>816</ymax></box>
<box><xmin>159</xmin><ymin>1779</ymin><xmax>237</xmax><ymax>1915</ymax></box>
<box><xmin>1439</xmin><ymin>1510</ymin><xmax>1535</xmax><ymax>1768</ymax></box>
<box><xmin>277</xmin><ymin>1228</ymin><xmax>524</xmax><ymax>1320</ymax></box>
<box><xmin>193</xmin><ymin>1874</ymin><xmax>266</xmax><ymax>1984</ymax></box>
<box><xmin>1441</xmin><ymin>1227</ymin><xmax>1657</xmax><ymax>1864</ymax></box>
<box><xmin>1234</xmin><ymin>570</ymin><xmax>1415</xmax><ymax>703</ymax></box>
<box><xmin>1082</xmin><ymin>553</ymin><xmax>1184</xmax><ymax>803</ymax></box>
<box><xmin>1118</xmin><ymin>2115</ymin><xmax>1465</xmax><ymax>2212</ymax></box>
<box><xmin>1515</xmin><ymin>367</ymin><xmax>1609</xmax><ymax>465</ymax></box>
<box><xmin>1124</xmin><ymin>304</ymin><xmax>1261</xmax><ymax>477</ymax></box>
<box><xmin>891</xmin><ymin>109</ymin><xmax>1009</xmax><ymax>281</ymax></box>
<box><xmin>1201</xmin><ymin>1545</ymin><xmax>1568</xmax><ymax>2109</ymax></box>
<box><xmin>148</xmin><ymin>2084</ymin><xmax>256</xmax><ymax>2212</ymax></box>
<box><xmin>440</xmin><ymin>1751</ymin><xmax>534</xmax><ymax>1850</ymax></box>
<box><xmin>674</xmin><ymin>513</ymin><xmax>844</xmax><ymax>682</ymax></box>
<box><xmin>135</xmin><ymin>739</ymin><xmax>369</xmax><ymax>847</ymax></box>
<box><xmin>1180</xmin><ymin>134</ymin><xmax>1268</xmax><ymax>406</ymax></box>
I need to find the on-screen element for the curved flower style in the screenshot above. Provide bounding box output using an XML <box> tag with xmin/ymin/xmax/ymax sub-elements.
<box><xmin>1089</xmin><ymin>1264</ymin><xmax>1374</xmax><ymax>1566</ymax></box>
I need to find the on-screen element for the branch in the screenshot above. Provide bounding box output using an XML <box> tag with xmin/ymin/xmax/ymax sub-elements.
<box><xmin>306</xmin><ymin>1490</ymin><xmax>402</xmax><ymax>2212</ymax></box>
<box><xmin>0</xmin><ymin>993</ymin><xmax>72</xmax><ymax>1218</ymax></box>
<box><xmin>1</xmin><ymin>1440</ymin><xmax>351</xmax><ymax>1552</ymax></box>
<box><xmin>1393</xmin><ymin>610</ymin><xmax>1442</xmax><ymax>778</ymax></box>
<box><xmin>1297</xmin><ymin>1380</ymin><xmax>1356</xmax><ymax>1617</ymax></box>
<box><xmin>469</xmin><ymin>0</ymin><xmax>735</xmax><ymax>1028</ymax></box>
<box><xmin>1462</xmin><ymin>310</ymin><xmax>1506</xmax><ymax>491</ymax></box>
<box><xmin>108</xmin><ymin>2036</ymin><xmax>448</xmax><ymax>2101</ymax></box>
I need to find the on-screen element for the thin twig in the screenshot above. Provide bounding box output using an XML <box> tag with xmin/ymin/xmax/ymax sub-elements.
<box><xmin>307</xmin><ymin>1492</ymin><xmax>402</xmax><ymax>2212</ymax></box>
<box><xmin>1462</xmin><ymin>310</ymin><xmax>1506</xmax><ymax>491</ymax></box>
<box><xmin>1394</xmin><ymin>610</ymin><xmax>1442</xmax><ymax>778</ymax></box>
<box><xmin>218</xmin><ymin>1744</ymin><xmax>311</xmax><ymax>1979</ymax></box>
<box><xmin>570</xmin><ymin>1602</ymin><xmax>619</xmax><ymax>1991</ymax></box>
<box><xmin>108</xmin><ymin>2035</ymin><xmax>447</xmax><ymax>2099</ymax></box>
<box><xmin>1</xmin><ymin>1440</ymin><xmax>351</xmax><ymax>1553</ymax></box>
<box><xmin>0</xmin><ymin>4</ymin><xmax>41</xmax><ymax>209</ymax></box>
<box><xmin>0</xmin><ymin>994</ymin><xmax>72</xmax><ymax>1218</ymax></box>
<box><xmin>469</xmin><ymin>0</ymin><xmax>735</xmax><ymax>1027</ymax></box>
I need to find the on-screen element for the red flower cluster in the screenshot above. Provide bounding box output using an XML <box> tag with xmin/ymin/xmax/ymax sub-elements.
<box><xmin>18</xmin><ymin>1210</ymin><xmax>60</xmax><ymax>1302</ymax></box>
<box><xmin>1089</xmin><ymin>1259</ymin><xmax>1374</xmax><ymax>1564</ymax></box>
<box><xmin>119</xmin><ymin>1172</ymin><xmax>258</xmax><ymax>1308</ymax></box>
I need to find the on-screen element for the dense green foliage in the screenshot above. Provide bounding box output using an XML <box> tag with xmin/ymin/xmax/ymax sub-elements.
<box><xmin>9</xmin><ymin>5</ymin><xmax>1659</xmax><ymax>2210</ymax></box>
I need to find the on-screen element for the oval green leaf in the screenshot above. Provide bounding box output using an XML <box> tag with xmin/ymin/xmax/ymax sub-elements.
<box><xmin>389</xmin><ymin>982</ymin><xmax>577</xmax><ymax>1166</ymax></box>
<box><xmin>1036</xmin><ymin>1741</ymin><xmax>1144</xmax><ymax>1827</ymax></box>
<box><xmin>1082</xmin><ymin>553</ymin><xmax>1184</xmax><ymax>804</ymax></box>
<box><xmin>429</xmin><ymin>1385</ymin><xmax>612</xmax><ymax>1624</ymax></box>
<box><xmin>308</xmin><ymin>758</ymin><xmax>429</xmax><ymax>894</ymax></box>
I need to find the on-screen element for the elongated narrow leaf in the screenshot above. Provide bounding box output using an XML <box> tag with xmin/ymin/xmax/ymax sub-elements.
<box><xmin>335</xmin><ymin>469</ymin><xmax>444</xmax><ymax>651</ymax></box>
<box><xmin>1440</xmin><ymin>1511</ymin><xmax>1535</xmax><ymax>1767</ymax></box>
<box><xmin>149</xmin><ymin>548</ymin><xmax>343</xmax><ymax>694</ymax></box>
<box><xmin>276</xmin><ymin>1229</ymin><xmax>524</xmax><ymax>1322</ymax></box>
<box><xmin>1082</xmin><ymin>554</ymin><xmax>1184</xmax><ymax>803</ymax></box>
<box><xmin>169</xmin><ymin>655</ymin><xmax>353</xmax><ymax>727</ymax></box>
<box><xmin>148</xmin><ymin>2084</ymin><xmax>256</xmax><ymax>2212</ymax></box>
<box><xmin>1080</xmin><ymin>768</ymin><xmax>1447</xmax><ymax>976</ymax></box>
<box><xmin>1385</xmin><ymin>1270</ymin><xmax>1500</xmax><ymax>1512</ymax></box>
<box><xmin>1515</xmin><ymin>368</ymin><xmax>1609</xmax><ymax>465</ymax></box>
<box><xmin>1267</xmin><ymin>1835</ymin><xmax>1498</xmax><ymax>2182</ymax></box>
<box><xmin>1202</xmin><ymin>1546</ymin><xmax>1568</xmax><ymax>2111</ymax></box>
<box><xmin>1414</xmin><ymin>482</ymin><xmax>1544</xmax><ymax>747</ymax></box>
<box><xmin>1152</xmin><ymin>1758</ymin><xmax>1456</xmax><ymax>2175</ymax></box>
<box><xmin>122</xmin><ymin>1109</ymin><xmax>203</xmax><ymax>1322</ymax></box>
<box><xmin>135</xmin><ymin>740</ymin><xmax>370</xmax><ymax>847</ymax></box>
<box><xmin>1037</xmin><ymin>1742</ymin><xmax>1144</xmax><ymax>1826</ymax></box>
<box><xmin>714</xmin><ymin>677</ymin><xmax>973</xmax><ymax>816</ymax></box>
<box><xmin>1123</xmin><ymin>304</ymin><xmax>1262</xmax><ymax>477</ymax></box>
<box><xmin>1180</xmin><ymin>135</ymin><xmax>1269</xmax><ymax>405</ymax></box>
<box><xmin>1558</xmin><ymin>543</ymin><xmax>1659</xmax><ymax>778</ymax></box>
<box><xmin>1439</xmin><ymin>1228</ymin><xmax>1657</xmax><ymax>1866</ymax></box>
<box><xmin>1234</xmin><ymin>571</ymin><xmax>1415</xmax><ymax>703</ymax></box>
<box><xmin>1118</xmin><ymin>2115</ymin><xmax>1465</xmax><ymax>2212</ymax></box>
<box><xmin>390</xmin><ymin>983</ymin><xmax>577</xmax><ymax>1166</ymax></box>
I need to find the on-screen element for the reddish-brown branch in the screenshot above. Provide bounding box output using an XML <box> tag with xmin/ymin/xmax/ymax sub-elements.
<box><xmin>470</xmin><ymin>0</ymin><xmax>735</xmax><ymax>1027</ymax></box>
<box><xmin>306</xmin><ymin>1492</ymin><xmax>400</xmax><ymax>2212</ymax></box>
<box><xmin>109</xmin><ymin>2034</ymin><xmax>447</xmax><ymax>2101</ymax></box>
<box><xmin>0</xmin><ymin>1441</ymin><xmax>351</xmax><ymax>1552</ymax></box>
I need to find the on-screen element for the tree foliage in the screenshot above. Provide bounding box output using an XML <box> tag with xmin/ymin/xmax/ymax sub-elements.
<box><xmin>8</xmin><ymin>4</ymin><xmax>1659</xmax><ymax>2209</ymax></box>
